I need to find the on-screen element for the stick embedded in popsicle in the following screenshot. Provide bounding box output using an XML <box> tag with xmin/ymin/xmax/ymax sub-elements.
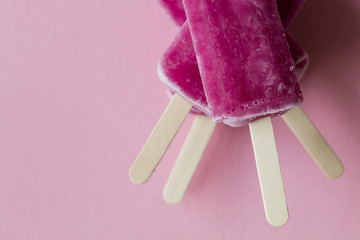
<box><xmin>160</xmin><ymin>32</ymin><xmax>310</xmax><ymax>205</ymax></box>
<box><xmin>129</xmin><ymin>93</ymin><xmax>192</xmax><ymax>184</ymax></box>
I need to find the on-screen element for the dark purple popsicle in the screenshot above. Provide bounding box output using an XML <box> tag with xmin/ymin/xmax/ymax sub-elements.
<box><xmin>158</xmin><ymin>0</ymin><xmax>308</xmax><ymax>118</ymax></box>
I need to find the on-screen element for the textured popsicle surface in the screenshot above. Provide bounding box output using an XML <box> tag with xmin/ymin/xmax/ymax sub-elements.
<box><xmin>159</xmin><ymin>25</ymin><xmax>308</xmax><ymax>118</ymax></box>
<box><xmin>182</xmin><ymin>0</ymin><xmax>303</xmax><ymax>126</ymax></box>
<box><xmin>158</xmin><ymin>23</ymin><xmax>209</xmax><ymax>115</ymax></box>
<box><xmin>159</xmin><ymin>0</ymin><xmax>308</xmax><ymax>118</ymax></box>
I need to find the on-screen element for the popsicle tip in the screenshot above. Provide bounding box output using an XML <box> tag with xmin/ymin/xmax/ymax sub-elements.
<box><xmin>265</xmin><ymin>208</ymin><xmax>289</xmax><ymax>227</ymax></box>
<box><xmin>128</xmin><ymin>166</ymin><xmax>149</xmax><ymax>185</ymax></box>
<box><xmin>162</xmin><ymin>189</ymin><xmax>183</xmax><ymax>205</ymax></box>
<box><xmin>326</xmin><ymin>160</ymin><xmax>344</xmax><ymax>179</ymax></box>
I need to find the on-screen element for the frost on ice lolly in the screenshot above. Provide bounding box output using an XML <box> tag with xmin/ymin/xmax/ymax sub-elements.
<box><xmin>159</xmin><ymin>0</ymin><xmax>306</xmax><ymax>211</ymax></box>
<box><xmin>159</xmin><ymin>24</ymin><xmax>308</xmax><ymax>117</ymax></box>
<box><xmin>181</xmin><ymin>0</ymin><xmax>303</xmax><ymax>126</ymax></box>
<box><xmin>158</xmin><ymin>0</ymin><xmax>308</xmax><ymax>117</ymax></box>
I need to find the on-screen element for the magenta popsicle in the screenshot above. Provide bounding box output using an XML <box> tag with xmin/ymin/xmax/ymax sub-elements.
<box><xmin>158</xmin><ymin>24</ymin><xmax>208</xmax><ymax>115</ymax></box>
<box><xmin>163</xmin><ymin>0</ymin><xmax>303</xmax><ymax>126</ymax></box>
<box><xmin>159</xmin><ymin>27</ymin><xmax>309</xmax><ymax>117</ymax></box>
<box><xmin>158</xmin><ymin>0</ymin><xmax>308</xmax><ymax>117</ymax></box>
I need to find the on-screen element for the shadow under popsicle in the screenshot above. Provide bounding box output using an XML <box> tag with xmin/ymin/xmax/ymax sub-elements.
<box><xmin>290</xmin><ymin>0</ymin><xmax>360</xmax><ymax>69</ymax></box>
<box><xmin>290</xmin><ymin>0</ymin><xmax>360</xmax><ymax>151</ymax></box>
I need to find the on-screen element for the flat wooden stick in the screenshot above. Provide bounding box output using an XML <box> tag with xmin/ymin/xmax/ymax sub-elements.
<box><xmin>249</xmin><ymin>117</ymin><xmax>288</xmax><ymax>227</ymax></box>
<box><xmin>281</xmin><ymin>106</ymin><xmax>343</xmax><ymax>178</ymax></box>
<box><xmin>129</xmin><ymin>94</ymin><xmax>192</xmax><ymax>184</ymax></box>
<box><xmin>163</xmin><ymin>115</ymin><xmax>216</xmax><ymax>204</ymax></box>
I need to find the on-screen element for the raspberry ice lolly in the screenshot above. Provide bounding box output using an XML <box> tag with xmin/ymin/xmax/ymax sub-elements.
<box><xmin>183</xmin><ymin>0</ymin><xmax>303</xmax><ymax>127</ymax></box>
<box><xmin>162</xmin><ymin>30</ymin><xmax>309</xmax><ymax>206</ymax></box>
<box><xmin>159</xmin><ymin>25</ymin><xmax>308</xmax><ymax>118</ymax></box>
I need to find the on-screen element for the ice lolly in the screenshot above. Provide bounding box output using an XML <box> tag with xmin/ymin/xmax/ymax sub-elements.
<box><xmin>162</xmin><ymin>31</ymin><xmax>309</xmax><ymax>205</ymax></box>
<box><xmin>159</xmin><ymin>25</ymin><xmax>308</xmax><ymax>118</ymax></box>
<box><xmin>159</xmin><ymin>0</ymin><xmax>307</xmax><ymax>117</ymax></box>
<box><xmin>182</xmin><ymin>0</ymin><xmax>303</xmax><ymax>127</ymax></box>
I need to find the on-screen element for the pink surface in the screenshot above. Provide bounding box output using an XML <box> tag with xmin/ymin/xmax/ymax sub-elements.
<box><xmin>0</xmin><ymin>0</ymin><xmax>359</xmax><ymax>239</ymax></box>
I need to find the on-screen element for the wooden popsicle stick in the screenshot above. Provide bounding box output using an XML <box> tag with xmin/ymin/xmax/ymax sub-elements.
<box><xmin>281</xmin><ymin>106</ymin><xmax>343</xmax><ymax>178</ymax></box>
<box><xmin>249</xmin><ymin>117</ymin><xmax>288</xmax><ymax>227</ymax></box>
<box><xmin>163</xmin><ymin>115</ymin><xmax>216</xmax><ymax>204</ymax></box>
<box><xmin>129</xmin><ymin>93</ymin><xmax>193</xmax><ymax>184</ymax></box>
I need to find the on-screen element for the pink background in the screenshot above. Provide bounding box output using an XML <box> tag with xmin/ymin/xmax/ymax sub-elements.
<box><xmin>1</xmin><ymin>0</ymin><xmax>360</xmax><ymax>239</ymax></box>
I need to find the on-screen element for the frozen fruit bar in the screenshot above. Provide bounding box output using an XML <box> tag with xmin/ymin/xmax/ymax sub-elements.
<box><xmin>181</xmin><ymin>0</ymin><xmax>303</xmax><ymax>126</ymax></box>
<box><xmin>159</xmin><ymin>25</ymin><xmax>308</xmax><ymax>117</ymax></box>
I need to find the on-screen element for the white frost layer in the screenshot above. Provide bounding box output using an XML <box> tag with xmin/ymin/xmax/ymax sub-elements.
<box><xmin>220</xmin><ymin>102</ymin><xmax>301</xmax><ymax>127</ymax></box>
<box><xmin>157</xmin><ymin>61</ymin><xmax>302</xmax><ymax>127</ymax></box>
